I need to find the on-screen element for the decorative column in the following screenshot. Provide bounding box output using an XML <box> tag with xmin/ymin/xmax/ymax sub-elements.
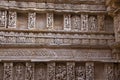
<box><xmin>0</xmin><ymin>10</ymin><xmax>7</xmax><ymax>28</ymax></box>
<box><xmin>105</xmin><ymin>63</ymin><xmax>114</xmax><ymax>80</ymax></box>
<box><xmin>81</xmin><ymin>14</ymin><xmax>88</xmax><ymax>31</ymax></box>
<box><xmin>25</xmin><ymin>62</ymin><xmax>34</xmax><ymax>80</ymax></box>
<box><xmin>97</xmin><ymin>15</ymin><xmax>105</xmax><ymax>31</ymax></box>
<box><xmin>8</xmin><ymin>11</ymin><xmax>17</xmax><ymax>28</ymax></box>
<box><xmin>67</xmin><ymin>62</ymin><xmax>75</xmax><ymax>80</ymax></box>
<box><xmin>46</xmin><ymin>13</ymin><xmax>54</xmax><ymax>30</ymax></box>
<box><xmin>86</xmin><ymin>62</ymin><xmax>94</xmax><ymax>80</ymax></box>
<box><xmin>64</xmin><ymin>14</ymin><xmax>71</xmax><ymax>31</ymax></box>
<box><xmin>4</xmin><ymin>62</ymin><xmax>13</xmax><ymax>80</ymax></box>
<box><xmin>28</xmin><ymin>12</ymin><xmax>36</xmax><ymax>29</ymax></box>
<box><xmin>47</xmin><ymin>62</ymin><xmax>55</xmax><ymax>80</ymax></box>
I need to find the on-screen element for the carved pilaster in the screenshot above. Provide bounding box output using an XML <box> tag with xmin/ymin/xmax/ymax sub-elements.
<box><xmin>0</xmin><ymin>10</ymin><xmax>7</xmax><ymax>28</ymax></box>
<box><xmin>105</xmin><ymin>63</ymin><xmax>114</xmax><ymax>80</ymax></box>
<box><xmin>97</xmin><ymin>15</ymin><xmax>105</xmax><ymax>31</ymax></box>
<box><xmin>88</xmin><ymin>16</ymin><xmax>97</xmax><ymax>31</ymax></box>
<box><xmin>86</xmin><ymin>62</ymin><xmax>94</xmax><ymax>80</ymax></box>
<box><xmin>81</xmin><ymin>14</ymin><xmax>88</xmax><ymax>31</ymax></box>
<box><xmin>28</xmin><ymin>12</ymin><xmax>36</xmax><ymax>29</ymax></box>
<box><xmin>8</xmin><ymin>11</ymin><xmax>17</xmax><ymax>28</ymax></box>
<box><xmin>64</xmin><ymin>14</ymin><xmax>71</xmax><ymax>31</ymax></box>
<box><xmin>25</xmin><ymin>62</ymin><xmax>34</xmax><ymax>80</ymax></box>
<box><xmin>46</xmin><ymin>13</ymin><xmax>54</xmax><ymax>30</ymax></box>
<box><xmin>4</xmin><ymin>63</ymin><xmax>13</xmax><ymax>80</ymax></box>
<box><xmin>47</xmin><ymin>62</ymin><xmax>55</xmax><ymax>80</ymax></box>
<box><xmin>67</xmin><ymin>62</ymin><xmax>75</xmax><ymax>80</ymax></box>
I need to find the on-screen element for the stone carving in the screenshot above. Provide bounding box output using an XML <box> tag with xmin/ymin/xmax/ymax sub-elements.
<box><xmin>0</xmin><ymin>10</ymin><xmax>7</xmax><ymax>28</ymax></box>
<box><xmin>117</xmin><ymin>64</ymin><xmax>120</xmax><ymax>80</ymax></box>
<box><xmin>67</xmin><ymin>62</ymin><xmax>75</xmax><ymax>80</ymax></box>
<box><xmin>72</xmin><ymin>15</ymin><xmax>81</xmax><ymax>31</ymax></box>
<box><xmin>88</xmin><ymin>16</ymin><xmax>97</xmax><ymax>31</ymax></box>
<box><xmin>86</xmin><ymin>62</ymin><xmax>94</xmax><ymax>80</ymax></box>
<box><xmin>47</xmin><ymin>62</ymin><xmax>55</xmax><ymax>80</ymax></box>
<box><xmin>47</xmin><ymin>13</ymin><xmax>53</xmax><ymax>29</ymax></box>
<box><xmin>64</xmin><ymin>14</ymin><xmax>71</xmax><ymax>31</ymax></box>
<box><xmin>97</xmin><ymin>15</ymin><xmax>105</xmax><ymax>31</ymax></box>
<box><xmin>17</xmin><ymin>33</ymin><xmax>26</xmax><ymax>43</ymax></box>
<box><xmin>28</xmin><ymin>12</ymin><xmax>36</xmax><ymax>29</ymax></box>
<box><xmin>14</xmin><ymin>63</ymin><xmax>25</xmax><ymax>80</ymax></box>
<box><xmin>81</xmin><ymin>14</ymin><xmax>88</xmax><ymax>31</ymax></box>
<box><xmin>56</xmin><ymin>63</ymin><xmax>67</xmax><ymax>80</ymax></box>
<box><xmin>0</xmin><ymin>63</ymin><xmax>3</xmax><ymax>80</ymax></box>
<box><xmin>105</xmin><ymin>63</ymin><xmax>114</xmax><ymax>80</ymax></box>
<box><xmin>75</xmin><ymin>66</ymin><xmax>85</xmax><ymax>80</ymax></box>
<box><xmin>4</xmin><ymin>63</ymin><xmax>13</xmax><ymax>80</ymax></box>
<box><xmin>25</xmin><ymin>62</ymin><xmax>34</xmax><ymax>80</ymax></box>
<box><xmin>8</xmin><ymin>11</ymin><xmax>17</xmax><ymax>28</ymax></box>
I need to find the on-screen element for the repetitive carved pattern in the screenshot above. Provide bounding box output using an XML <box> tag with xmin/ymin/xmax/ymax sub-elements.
<box><xmin>56</xmin><ymin>63</ymin><xmax>67</xmax><ymax>80</ymax></box>
<box><xmin>8</xmin><ymin>11</ymin><xmax>17</xmax><ymax>28</ymax></box>
<box><xmin>35</xmin><ymin>63</ymin><xmax>47</xmax><ymax>80</ymax></box>
<box><xmin>67</xmin><ymin>62</ymin><xmax>75</xmax><ymax>80</ymax></box>
<box><xmin>75</xmin><ymin>65</ymin><xmax>85</xmax><ymax>80</ymax></box>
<box><xmin>25</xmin><ymin>62</ymin><xmax>34</xmax><ymax>80</ymax></box>
<box><xmin>86</xmin><ymin>62</ymin><xmax>94</xmax><ymax>80</ymax></box>
<box><xmin>28</xmin><ymin>12</ymin><xmax>36</xmax><ymax>29</ymax></box>
<box><xmin>71</xmin><ymin>15</ymin><xmax>81</xmax><ymax>31</ymax></box>
<box><xmin>105</xmin><ymin>63</ymin><xmax>114</xmax><ymax>80</ymax></box>
<box><xmin>14</xmin><ymin>63</ymin><xmax>25</xmax><ymax>80</ymax></box>
<box><xmin>64</xmin><ymin>14</ymin><xmax>71</xmax><ymax>31</ymax></box>
<box><xmin>0</xmin><ymin>10</ymin><xmax>7</xmax><ymax>28</ymax></box>
<box><xmin>47</xmin><ymin>62</ymin><xmax>55</xmax><ymax>80</ymax></box>
<box><xmin>97</xmin><ymin>15</ymin><xmax>105</xmax><ymax>31</ymax></box>
<box><xmin>81</xmin><ymin>14</ymin><xmax>88</xmax><ymax>31</ymax></box>
<box><xmin>4</xmin><ymin>63</ymin><xmax>13</xmax><ymax>80</ymax></box>
<box><xmin>88</xmin><ymin>16</ymin><xmax>97</xmax><ymax>31</ymax></box>
<box><xmin>47</xmin><ymin>13</ymin><xmax>53</xmax><ymax>29</ymax></box>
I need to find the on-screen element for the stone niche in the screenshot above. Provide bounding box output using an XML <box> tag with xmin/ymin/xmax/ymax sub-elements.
<box><xmin>54</xmin><ymin>14</ymin><xmax>63</xmax><ymax>30</ymax></box>
<box><xmin>94</xmin><ymin>63</ymin><xmax>105</xmax><ymax>80</ymax></box>
<box><xmin>36</xmin><ymin>13</ymin><xmax>46</xmax><ymax>29</ymax></box>
<box><xmin>17</xmin><ymin>13</ymin><xmax>28</xmax><ymax>29</ymax></box>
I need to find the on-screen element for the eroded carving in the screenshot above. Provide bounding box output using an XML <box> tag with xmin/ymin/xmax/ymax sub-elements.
<box><xmin>81</xmin><ymin>14</ymin><xmax>88</xmax><ymax>31</ymax></box>
<box><xmin>97</xmin><ymin>15</ymin><xmax>105</xmax><ymax>31</ymax></box>
<box><xmin>0</xmin><ymin>10</ymin><xmax>7</xmax><ymax>28</ymax></box>
<box><xmin>8</xmin><ymin>11</ymin><xmax>17</xmax><ymax>28</ymax></box>
<box><xmin>47</xmin><ymin>13</ymin><xmax>53</xmax><ymax>29</ymax></box>
<box><xmin>64</xmin><ymin>14</ymin><xmax>71</xmax><ymax>31</ymax></box>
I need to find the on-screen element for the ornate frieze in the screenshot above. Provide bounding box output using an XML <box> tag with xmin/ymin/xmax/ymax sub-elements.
<box><xmin>46</xmin><ymin>13</ymin><xmax>54</xmax><ymax>30</ymax></box>
<box><xmin>4</xmin><ymin>63</ymin><xmax>13</xmax><ymax>80</ymax></box>
<box><xmin>0</xmin><ymin>10</ymin><xmax>7</xmax><ymax>28</ymax></box>
<box><xmin>47</xmin><ymin>62</ymin><xmax>55</xmax><ymax>80</ymax></box>
<box><xmin>28</xmin><ymin>12</ymin><xmax>36</xmax><ymax>29</ymax></box>
<box><xmin>81</xmin><ymin>14</ymin><xmax>88</xmax><ymax>31</ymax></box>
<box><xmin>8</xmin><ymin>11</ymin><xmax>17</xmax><ymax>28</ymax></box>
<box><xmin>97</xmin><ymin>15</ymin><xmax>105</xmax><ymax>31</ymax></box>
<box><xmin>25</xmin><ymin>62</ymin><xmax>34</xmax><ymax>80</ymax></box>
<box><xmin>67</xmin><ymin>62</ymin><xmax>75</xmax><ymax>80</ymax></box>
<box><xmin>86</xmin><ymin>62</ymin><xmax>94</xmax><ymax>80</ymax></box>
<box><xmin>64</xmin><ymin>14</ymin><xmax>71</xmax><ymax>31</ymax></box>
<box><xmin>105</xmin><ymin>63</ymin><xmax>114</xmax><ymax>80</ymax></box>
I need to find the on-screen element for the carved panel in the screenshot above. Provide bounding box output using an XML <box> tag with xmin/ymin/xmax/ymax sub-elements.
<box><xmin>14</xmin><ymin>63</ymin><xmax>25</xmax><ymax>80</ymax></box>
<box><xmin>67</xmin><ymin>62</ymin><xmax>75</xmax><ymax>80</ymax></box>
<box><xmin>46</xmin><ymin>13</ymin><xmax>54</xmax><ymax>29</ymax></box>
<box><xmin>81</xmin><ymin>14</ymin><xmax>88</xmax><ymax>31</ymax></box>
<box><xmin>4</xmin><ymin>63</ymin><xmax>13</xmax><ymax>80</ymax></box>
<box><xmin>86</xmin><ymin>62</ymin><xmax>94</xmax><ymax>80</ymax></box>
<box><xmin>64</xmin><ymin>14</ymin><xmax>71</xmax><ymax>31</ymax></box>
<box><xmin>71</xmin><ymin>15</ymin><xmax>81</xmax><ymax>31</ymax></box>
<box><xmin>88</xmin><ymin>16</ymin><xmax>97</xmax><ymax>31</ymax></box>
<box><xmin>28</xmin><ymin>12</ymin><xmax>36</xmax><ymax>29</ymax></box>
<box><xmin>97</xmin><ymin>15</ymin><xmax>105</xmax><ymax>31</ymax></box>
<box><xmin>75</xmin><ymin>64</ymin><xmax>85</xmax><ymax>80</ymax></box>
<box><xmin>0</xmin><ymin>10</ymin><xmax>7</xmax><ymax>28</ymax></box>
<box><xmin>47</xmin><ymin>62</ymin><xmax>55</xmax><ymax>80</ymax></box>
<box><xmin>105</xmin><ymin>63</ymin><xmax>114</xmax><ymax>80</ymax></box>
<box><xmin>25</xmin><ymin>62</ymin><xmax>34</xmax><ymax>80</ymax></box>
<box><xmin>8</xmin><ymin>11</ymin><xmax>17</xmax><ymax>28</ymax></box>
<box><xmin>35</xmin><ymin>63</ymin><xmax>47</xmax><ymax>80</ymax></box>
<box><xmin>56</xmin><ymin>63</ymin><xmax>67</xmax><ymax>80</ymax></box>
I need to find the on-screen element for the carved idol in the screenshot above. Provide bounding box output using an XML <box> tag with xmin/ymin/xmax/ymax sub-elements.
<box><xmin>0</xmin><ymin>10</ymin><xmax>7</xmax><ymax>28</ymax></box>
<box><xmin>76</xmin><ymin>66</ymin><xmax>85</xmax><ymax>80</ymax></box>
<box><xmin>64</xmin><ymin>14</ymin><xmax>71</xmax><ymax>31</ymax></box>
<box><xmin>97</xmin><ymin>15</ymin><xmax>105</xmax><ymax>31</ymax></box>
<box><xmin>81</xmin><ymin>14</ymin><xmax>88</xmax><ymax>31</ymax></box>
<box><xmin>72</xmin><ymin>15</ymin><xmax>80</xmax><ymax>31</ymax></box>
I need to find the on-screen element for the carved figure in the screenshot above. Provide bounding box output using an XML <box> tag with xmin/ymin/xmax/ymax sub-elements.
<box><xmin>47</xmin><ymin>13</ymin><xmax>53</xmax><ymax>29</ymax></box>
<box><xmin>0</xmin><ymin>10</ymin><xmax>7</xmax><ymax>27</ymax></box>
<box><xmin>64</xmin><ymin>14</ymin><xmax>71</xmax><ymax>31</ymax></box>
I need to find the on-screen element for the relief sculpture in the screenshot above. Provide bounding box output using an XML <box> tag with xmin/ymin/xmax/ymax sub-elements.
<box><xmin>97</xmin><ymin>15</ymin><xmax>105</xmax><ymax>31</ymax></box>
<box><xmin>81</xmin><ymin>14</ymin><xmax>88</xmax><ymax>31</ymax></box>
<box><xmin>72</xmin><ymin>15</ymin><xmax>80</xmax><ymax>31</ymax></box>
<box><xmin>47</xmin><ymin>13</ymin><xmax>53</xmax><ymax>29</ymax></box>
<box><xmin>0</xmin><ymin>10</ymin><xmax>7</xmax><ymax>28</ymax></box>
<box><xmin>64</xmin><ymin>14</ymin><xmax>71</xmax><ymax>31</ymax></box>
